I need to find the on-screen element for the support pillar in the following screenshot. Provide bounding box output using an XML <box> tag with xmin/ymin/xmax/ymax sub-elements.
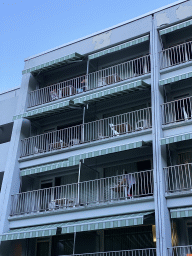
<box><xmin>151</xmin><ymin>14</ymin><xmax>172</xmax><ymax>256</ymax></box>
<box><xmin>0</xmin><ymin>73</ymin><xmax>33</xmax><ymax>236</ymax></box>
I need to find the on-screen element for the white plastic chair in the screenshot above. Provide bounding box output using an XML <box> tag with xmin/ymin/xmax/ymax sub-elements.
<box><xmin>136</xmin><ymin>119</ymin><xmax>149</xmax><ymax>130</ymax></box>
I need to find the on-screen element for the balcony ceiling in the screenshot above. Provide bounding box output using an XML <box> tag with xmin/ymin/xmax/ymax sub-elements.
<box><xmin>22</xmin><ymin>52</ymin><xmax>84</xmax><ymax>75</ymax></box>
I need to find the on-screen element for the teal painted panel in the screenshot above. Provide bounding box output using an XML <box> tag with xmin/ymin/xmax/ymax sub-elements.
<box><xmin>185</xmin><ymin>134</ymin><xmax>190</xmax><ymax>140</ymax></box>
<box><xmin>169</xmin><ymin>137</ymin><xmax>175</xmax><ymax>143</ymax></box>
<box><xmin>127</xmin><ymin>218</ymin><xmax>134</xmax><ymax>226</ymax></box>
<box><xmin>120</xmin><ymin>219</ymin><xmax>126</xmax><ymax>227</ymax></box>
<box><xmin>69</xmin><ymin>226</ymin><xmax>74</xmax><ymax>233</ymax></box>
<box><xmin>137</xmin><ymin>217</ymin><xmax>143</xmax><ymax>225</ymax></box>
<box><xmin>13</xmin><ymin>100</ymin><xmax>70</xmax><ymax>120</ymax></box>
<box><xmin>159</xmin><ymin>71</ymin><xmax>192</xmax><ymax>86</ymax></box>
<box><xmin>161</xmin><ymin>132</ymin><xmax>192</xmax><ymax>145</ymax></box>
<box><xmin>62</xmin><ymin>227</ymin><xmax>67</xmax><ymax>234</ymax></box>
<box><xmin>1</xmin><ymin>235</ymin><xmax>6</xmax><ymax>241</ymax></box>
<box><xmin>105</xmin><ymin>222</ymin><xmax>110</xmax><ymax>229</ymax></box>
<box><xmin>113</xmin><ymin>221</ymin><xmax>118</xmax><ymax>228</ymax></box>
<box><xmin>89</xmin><ymin>35</ymin><xmax>149</xmax><ymax>60</ymax></box>
<box><xmin>7</xmin><ymin>234</ymin><xmax>13</xmax><ymax>240</ymax></box>
<box><xmin>159</xmin><ymin>19</ymin><xmax>192</xmax><ymax>35</ymax></box>
<box><xmin>76</xmin><ymin>226</ymin><xmax>81</xmax><ymax>232</ymax></box>
<box><xmin>21</xmin><ymin>140</ymin><xmax>145</xmax><ymax>177</ymax></box>
<box><xmin>1</xmin><ymin>212</ymin><xmax>153</xmax><ymax>241</ymax></box>
<box><xmin>171</xmin><ymin>208</ymin><xmax>192</xmax><ymax>218</ymax></box>
<box><xmin>38</xmin><ymin>231</ymin><xmax>43</xmax><ymax>237</ymax></box>
<box><xmin>22</xmin><ymin>53</ymin><xmax>82</xmax><ymax>74</ymax></box>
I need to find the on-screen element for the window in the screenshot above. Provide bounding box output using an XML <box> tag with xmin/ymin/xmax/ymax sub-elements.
<box><xmin>0</xmin><ymin>122</ymin><xmax>13</xmax><ymax>144</ymax></box>
<box><xmin>51</xmin><ymin>234</ymin><xmax>74</xmax><ymax>256</ymax></box>
<box><xmin>40</xmin><ymin>179</ymin><xmax>53</xmax><ymax>189</ymax></box>
<box><xmin>137</xmin><ymin>160</ymin><xmax>151</xmax><ymax>171</ymax></box>
<box><xmin>104</xmin><ymin>226</ymin><xmax>154</xmax><ymax>251</ymax></box>
<box><xmin>36</xmin><ymin>238</ymin><xmax>51</xmax><ymax>256</ymax></box>
<box><xmin>178</xmin><ymin>151</ymin><xmax>192</xmax><ymax>164</ymax></box>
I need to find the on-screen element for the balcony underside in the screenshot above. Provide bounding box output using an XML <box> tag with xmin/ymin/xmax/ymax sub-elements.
<box><xmin>9</xmin><ymin>198</ymin><xmax>155</xmax><ymax>229</ymax></box>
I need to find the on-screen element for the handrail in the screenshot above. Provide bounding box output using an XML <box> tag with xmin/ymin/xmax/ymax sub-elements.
<box><xmin>28</xmin><ymin>54</ymin><xmax>151</xmax><ymax>108</ymax></box>
<box><xmin>20</xmin><ymin>107</ymin><xmax>152</xmax><ymax>157</ymax></box>
<box><xmin>164</xmin><ymin>163</ymin><xmax>192</xmax><ymax>193</ymax></box>
<box><xmin>160</xmin><ymin>40</ymin><xmax>192</xmax><ymax>69</ymax></box>
<box><xmin>11</xmin><ymin>170</ymin><xmax>154</xmax><ymax>216</ymax></box>
<box><xmin>63</xmin><ymin>249</ymin><xmax>156</xmax><ymax>256</ymax></box>
<box><xmin>167</xmin><ymin>245</ymin><xmax>192</xmax><ymax>256</ymax></box>
<box><xmin>162</xmin><ymin>96</ymin><xmax>192</xmax><ymax>125</ymax></box>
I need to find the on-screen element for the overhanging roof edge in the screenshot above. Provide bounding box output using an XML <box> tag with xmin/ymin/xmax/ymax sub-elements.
<box><xmin>88</xmin><ymin>35</ymin><xmax>149</xmax><ymax>60</ymax></box>
<box><xmin>22</xmin><ymin>52</ymin><xmax>84</xmax><ymax>75</ymax></box>
<box><xmin>0</xmin><ymin>211</ymin><xmax>154</xmax><ymax>241</ymax></box>
<box><xmin>20</xmin><ymin>140</ymin><xmax>149</xmax><ymax>176</ymax></box>
<box><xmin>170</xmin><ymin>207</ymin><xmax>192</xmax><ymax>218</ymax></box>
<box><xmin>159</xmin><ymin>18</ymin><xmax>192</xmax><ymax>36</ymax></box>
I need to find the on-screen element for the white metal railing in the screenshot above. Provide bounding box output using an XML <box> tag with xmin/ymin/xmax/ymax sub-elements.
<box><xmin>160</xmin><ymin>40</ymin><xmax>192</xmax><ymax>69</ymax></box>
<box><xmin>20</xmin><ymin>107</ymin><xmax>152</xmax><ymax>157</ymax></box>
<box><xmin>164</xmin><ymin>163</ymin><xmax>192</xmax><ymax>193</ymax></box>
<box><xmin>28</xmin><ymin>54</ymin><xmax>151</xmax><ymax>108</ymax></box>
<box><xmin>87</xmin><ymin>54</ymin><xmax>151</xmax><ymax>91</ymax></box>
<box><xmin>168</xmin><ymin>245</ymin><xmax>192</xmax><ymax>256</ymax></box>
<box><xmin>11</xmin><ymin>170</ymin><xmax>153</xmax><ymax>216</ymax></box>
<box><xmin>28</xmin><ymin>74</ymin><xmax>87</xmax><ymax>108</ymax></box>
<box><xmin>63</xmin><ymin>249</ymin><xmax>156</xmax><ymax>256</ymax></box>
<box><xmin>162</xmin><ymin>96</ymin><xmax>192</xmax><ymax>125</ymax></box>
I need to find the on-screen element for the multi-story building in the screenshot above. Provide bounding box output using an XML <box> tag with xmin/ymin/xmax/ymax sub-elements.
<box><xmin>1</xmin><ymin>0</ymin><xmax>192</xmax><ymax>255</ymax></box>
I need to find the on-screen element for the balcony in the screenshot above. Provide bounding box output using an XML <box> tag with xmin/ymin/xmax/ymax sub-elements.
<box><xmin>160</xmin><ymin>40</ymin><xmax>192</xmax><ymax>70</ymax></box>
<box><xmin>168</xmin><ymin>245</ymin><xmax>192</xmax><ymax>256</ymax></box>
<box><xmin>10</xmin><ymin>170</ymin><xmax>154</xmax><ymax>216</ymax></box>
<box><xmin>63</xmin><ymin>249</ymin><xmax>156</xmax><ymax>256</ymax></box>
<box><xmin>20</xmin><ymin>107</ymin><xmax>152</xmax><ymax>158</ymax></box>
<box><xmin>162</xmin><ymin>96</ymin><xmax>192</xmax><ymax>125</ymax></box>
<box><xmin>28</xmin><ymin>54</ymin><xmax>151</xmax><ymax>108</ymax></box>
<box><xmin>164</xmin><ymin>163</ymin><xmax>192</xmax><ymax>194</ymax></box>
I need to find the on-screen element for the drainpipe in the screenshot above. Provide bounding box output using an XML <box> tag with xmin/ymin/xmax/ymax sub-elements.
<box><xmin>77</xmin><ymin>160</ymin><xmax>81</xmax><ymax>205</ymax></box>
<box><xmin>82</xmin><ymin>104</ymin><xmax>88</xmax><ymax>143</ymax></box>
<box><xmin>86</xmin><ymin>58</ymin><xmax>90</xmax><ymax>91</ymax></box>
<box><xmin>82</xmin><ymin>106</ymin><xmax>86</xmax><ymax>143</ymax></box>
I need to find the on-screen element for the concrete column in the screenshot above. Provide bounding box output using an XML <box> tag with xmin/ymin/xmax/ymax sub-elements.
<box><xmin>0</xmin><ymin>73</ymin><xmax>32</xmax><ymax>235</ymax></box>
<box><xmin>150</xmin><ymin>15</ymin><xmax>172</xmax><ymax>256</ymax></box>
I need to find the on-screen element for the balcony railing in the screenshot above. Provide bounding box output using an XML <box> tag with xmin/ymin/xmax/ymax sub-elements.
<box><xmin>63</xmin><ymin>249</ymin><xmax>156</xmax><ymax>256</ymax></box>
<box><xmin>160</xmin><ymin>40</ymin><xmax>192</xmax><ymax>69</ymax></box>
<box><xmin>20</xmin><ymin>107</ymin><xmax>152</xmax><ymax>157</ymax></box>
<box><xmin>164</xmin><ymin>163</ymin><xmax>192</xmax><ymax>193</ymax></box>
<box><xmin>168</xmin><ymin>245</ymin><xmax>192</xmax><ymax>256</ymax></box>
<box><xmin>28</xmin><ymin>54</ymin><xmax>151</xmax><ymax>108</ymax></box>
<box><xmin>162</xmin><ymin>96</ymin><xmax>192</xmax><ymax>125</ymax></box>
<box><xmin>11</xmin><ymin>170</ymin><xmax>154</xmax><ymax>216</ymax></box>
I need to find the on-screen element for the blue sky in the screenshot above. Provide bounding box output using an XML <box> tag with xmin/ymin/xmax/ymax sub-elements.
<box><xmin>0</xmin><ymin>0</ymin><xmax>179</xmax><ymax>92</ymax></box>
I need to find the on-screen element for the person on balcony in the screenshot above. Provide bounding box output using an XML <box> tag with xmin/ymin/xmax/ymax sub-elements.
<box><xmin>113</xmin><ymin>171</ymin><xmax>136</xmax><ymax>198</ymax></box>
<box><xmin>80</xmin><ymin>76</ymin><xmax>87</xmax><ymax>92</ymax></box>
<box><xmin>123</xmin><ymin>171</ymin><xmax>136</xmax><ymax>197</ymax></box>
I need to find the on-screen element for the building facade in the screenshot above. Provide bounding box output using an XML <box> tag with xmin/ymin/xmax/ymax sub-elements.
<box><xmin>1</xmin><ymin>0</ymin><xmax>192</xmax><ymax>255</ymax></box>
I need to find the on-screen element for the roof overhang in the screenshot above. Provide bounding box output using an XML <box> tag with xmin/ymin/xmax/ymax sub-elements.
<box><xmin>22</xmin><ymin>52</ymin><xmax>84</xmax><ymax>75</ymax></box>
<box><xmin>0</xmin><ymin>212</ymin><xmax>154</xmax><ymax>241</ymax></box>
